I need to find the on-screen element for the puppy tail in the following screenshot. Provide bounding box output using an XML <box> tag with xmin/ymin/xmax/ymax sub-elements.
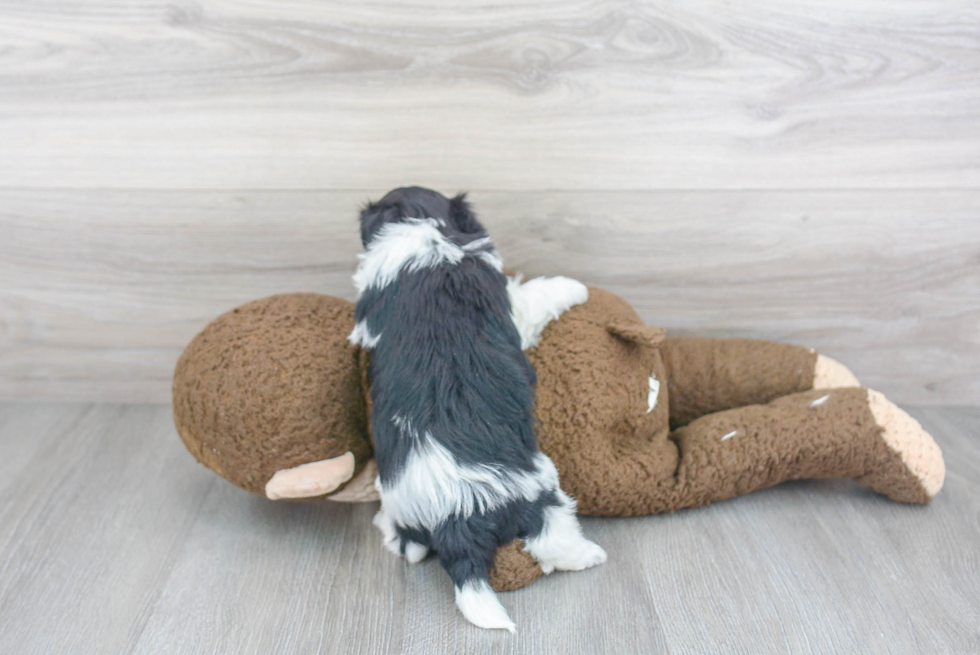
<box><xmin>452</xmin><ymin>574</ymin><xmax>516</xmax><ymax>634</ymax></box>
<box><xmin>439</xmin><ymin>552</ymin><xmax>513</xmax><ymax>633</ymax></box>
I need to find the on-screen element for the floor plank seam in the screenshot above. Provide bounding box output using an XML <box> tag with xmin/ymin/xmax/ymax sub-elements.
<box><xmin>121</xmin><ymin>475</ymin><xmax>218</xmax><ymax>655</ymax></box>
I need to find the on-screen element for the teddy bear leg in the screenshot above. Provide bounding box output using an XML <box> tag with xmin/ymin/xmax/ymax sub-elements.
<box><xmin>668</xmin><ymin>387</ymin><xmax>944</xmax><ymax>510</ymax></box>
<box><xmin>857</xmin><ymin>390</ymin><xmax>945</xmax><ymax>503</ymax></box>
<box><xmin>812</xmin><ymin>353</ymin><xmax>861</xmax><ymax>389</ymax></box>
<box><xmin>660</xmin><ymin>336</ymin><xmax>860</xmax><ymax>428</ymax></box>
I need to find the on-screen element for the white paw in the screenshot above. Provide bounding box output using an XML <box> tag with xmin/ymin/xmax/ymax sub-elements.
<box><xmin>404</xmin><ymin>541</ymin><xmax>429</xmax><ymax>564</ymax></box>
<box><xmin>455</xmin><ymin>580</ymin><xmax>516</xmax><ymax>633</ymax></box>
<box><xmin>372</xmin><ymin>509</ymin><xmax>401</xmax><ymax>557</ymax></box>
<box><xmin>523</xmin><ymin>491</ymin><xmax>607</xmax><ymax>574</ymax></box>
<box><xmin>550</xmin><ymin>540</ymin><xmax>607</xmax><ymax>572</ymax></box>
<box><xmin>549</xmin><ymin>276</ymin><xmax>589</xmax><ymax>305</ymax></box>
<box><xmin>373</xmin><ymin>510</ymin><xmax>430</xmax><ymax>563</ymax></box>
<box><xmin>508</xmin><ymin>275</ymin><xmax>589</xmax><ymax>350</ymax></box>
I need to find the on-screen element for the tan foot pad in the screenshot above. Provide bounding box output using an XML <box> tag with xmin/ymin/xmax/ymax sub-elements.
<box><xmin>860</xmin><ymin>390</ymin><xmax>945</xmax><ymax>503</ymax></box>
<box><xmin>813</xmin><ymin>354</ymin><xmax>861</xmax><ymax>389</ymax></box>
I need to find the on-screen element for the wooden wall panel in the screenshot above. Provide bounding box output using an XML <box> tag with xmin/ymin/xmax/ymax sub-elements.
<box><xmin>2</xmin><ymin>189</ymin><xmax>977</xmax><ymax>404</ymax></box>
<box><xmin>0</xmin><ymin>1</ymin><xmax>976</xmax><ymax>403</ymax></box>
<box><xmin>0</xmin><ymin>1</ymin><xmax>977</xmax><ymax>189</ymax></box>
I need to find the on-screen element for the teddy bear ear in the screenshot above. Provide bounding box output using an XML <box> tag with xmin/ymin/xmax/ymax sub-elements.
<box><xmin>606</xmin><ymin>320</ymin><xmax>667</xmax><ymax>350</ymax></box>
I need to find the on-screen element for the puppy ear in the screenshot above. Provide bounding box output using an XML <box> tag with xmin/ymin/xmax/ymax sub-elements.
<box><xmin>449</xmin><ymin>193</ymin><xmax>484</xmax><ymax>235</ymax></box>
<box><xmin>359</xmin><ymin>200</ymin><xmax>403</xmax><ymax>247</ymax></box>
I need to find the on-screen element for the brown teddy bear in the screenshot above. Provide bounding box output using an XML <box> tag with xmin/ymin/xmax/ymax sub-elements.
<box><xmin>173</xmin><ymin>284</ymin><xmax>945</xmax><ymax>591</ymax></box>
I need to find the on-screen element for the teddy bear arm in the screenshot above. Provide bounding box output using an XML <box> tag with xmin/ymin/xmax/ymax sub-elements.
<box><xmin>660</xmin><ymin>336</ymin><xmax>851</xmax><ymax>429</ymax></box>
<box><xmin>326</xmin><ymin>460</ymin><xmax>381</xmax><ymax>502</ymax></box>
<box><xmin>266</xmin><ymin>454</ymin><xmax>383</xmax><ymax>502</ymax></box>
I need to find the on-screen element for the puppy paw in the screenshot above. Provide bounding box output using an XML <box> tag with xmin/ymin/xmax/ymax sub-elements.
<box><xmin>545</xmin><ymin>276</ymin><xmax>589</xmax><ymax>307</ymax></box>
<box><xmin>508</xmin><ymin>275</ymin><xmax>589</xmax><ymax>350</ymax></box>
<box><xmin>372</xmin><ymin>509</ymin><xmax>402</xmax><ymax>557</ymax></box>
<box><xmin>552</xmin><ymin>540</ymin><xmax>608</xmax><ymax>572</ymax></box>
<box><xmin>373</xmin><ymin>510</ymin><xmax>429</xmax><ymax>563</ymax></box>
<box><xmin>533</xmin><ymin>538</ymin><xmax>607</xmax><ymax>574</ymax></box>
<box><xmin>403</xmin><ymin>541</ymin><xmax>430</xmax><ymax>564</ymax></box>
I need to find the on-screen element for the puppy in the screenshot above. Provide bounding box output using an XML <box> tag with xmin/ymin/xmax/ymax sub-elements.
<box><xmin>350</xmin><ymin>187</ymin><xmax>606</xmax><ymax>632</ymax></box>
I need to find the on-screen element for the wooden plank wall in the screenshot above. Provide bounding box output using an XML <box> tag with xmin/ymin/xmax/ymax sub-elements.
<box><xmin>1</xmin><ymin>1</ymin><xmax>978</xmax><ymax>404</ymax></box>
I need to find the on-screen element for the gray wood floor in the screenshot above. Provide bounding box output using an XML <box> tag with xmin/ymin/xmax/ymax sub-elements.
<box><xmin>0</xmin><ymin>403</ymin><xmax>977</xmax><ymax>654</ymax></box>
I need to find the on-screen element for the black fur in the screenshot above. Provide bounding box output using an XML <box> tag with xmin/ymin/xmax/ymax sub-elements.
<box><xmin>398</xmin><ymin>490</ymin><xmax>557</xmax><ymax>580</ymax></box>
<box><xmin>359</xmin><ymin>187</ymin><xmax>485</xmax><ymax>248</ymax></box>
<box><xmin>356</xmin><ymin>186</ymin><xmax>557</xmax><ymax>590</ymax></box>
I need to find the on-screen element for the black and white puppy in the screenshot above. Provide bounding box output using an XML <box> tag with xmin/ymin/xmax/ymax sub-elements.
<box><xmin>350</xmin><ymin>187</ymin><xmax>606</xmax><ymax>632</ymax></box>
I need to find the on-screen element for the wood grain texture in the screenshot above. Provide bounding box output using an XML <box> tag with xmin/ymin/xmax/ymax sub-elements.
<box><xmin>0</xmin><ymin>0</ymin><xmax>977</xmax><ymax>189</ymax></box>
<box><xmin>3</xmin><ymin>189</ymin><xmax>978</xmax><ymax>404</ymax></box>
<box><xmin>0</xmin><ymin>403</ymin><xmax>977</xmax><ymax>654</ymax></box>
<box><xmin>0</xmin><ymin>404</ymin><xmax>216</xmax><ymax>654</ymax></box>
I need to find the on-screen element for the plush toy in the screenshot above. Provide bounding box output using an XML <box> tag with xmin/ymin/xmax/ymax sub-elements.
<box><xmin>173</xmin><ymin>284</ymin><xmax>945</xmax><ymax>592</ymax></box>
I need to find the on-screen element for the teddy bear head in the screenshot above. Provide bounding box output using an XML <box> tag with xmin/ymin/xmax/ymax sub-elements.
<box><xmin>173</xmin><ymin>293</ymin><xmax>375</xmax><ymax>495</ymax></box>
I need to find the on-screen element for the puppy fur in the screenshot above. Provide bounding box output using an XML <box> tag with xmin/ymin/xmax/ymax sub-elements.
<box><xmin>350</xmin><ymin>187</ymin><xmax>605</xmax><ymax>632</ymax></box>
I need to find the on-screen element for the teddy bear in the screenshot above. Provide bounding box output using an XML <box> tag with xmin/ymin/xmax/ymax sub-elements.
<box><xmin>173</xmin><ymin>281</ymin><xmax>945</xmax><ymax>591</ymax></box>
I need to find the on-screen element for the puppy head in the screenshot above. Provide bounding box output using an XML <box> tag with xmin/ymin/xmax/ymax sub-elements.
<box><xmin>359</xmin><ymin>186</ymin><xmax>485</xmax><ymax>247</ymax></box>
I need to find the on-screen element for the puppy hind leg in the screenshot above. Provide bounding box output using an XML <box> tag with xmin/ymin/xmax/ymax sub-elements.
<box><xmin>403</xmin><ymin>540</ymin><xmax>430</xmax><ymax>564</ymax></box>
<box><xmin>396</xmin><ymin>523</ymin><xmax>431</xmax><ymax>564</ymax></box>
<box><xmin>372</xmin><ymin>508</ymin><xmax>429</xmax><ymax>563</ymax></box>
<box><xmin>372</xmin><ymin>507</ymin><xmax>402</xmax><ymax>557</ymax></box>
<box><xmin>523</xmin><ymin>490</ymin><xmax>607</xmax><ymax>574</ymax></box>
